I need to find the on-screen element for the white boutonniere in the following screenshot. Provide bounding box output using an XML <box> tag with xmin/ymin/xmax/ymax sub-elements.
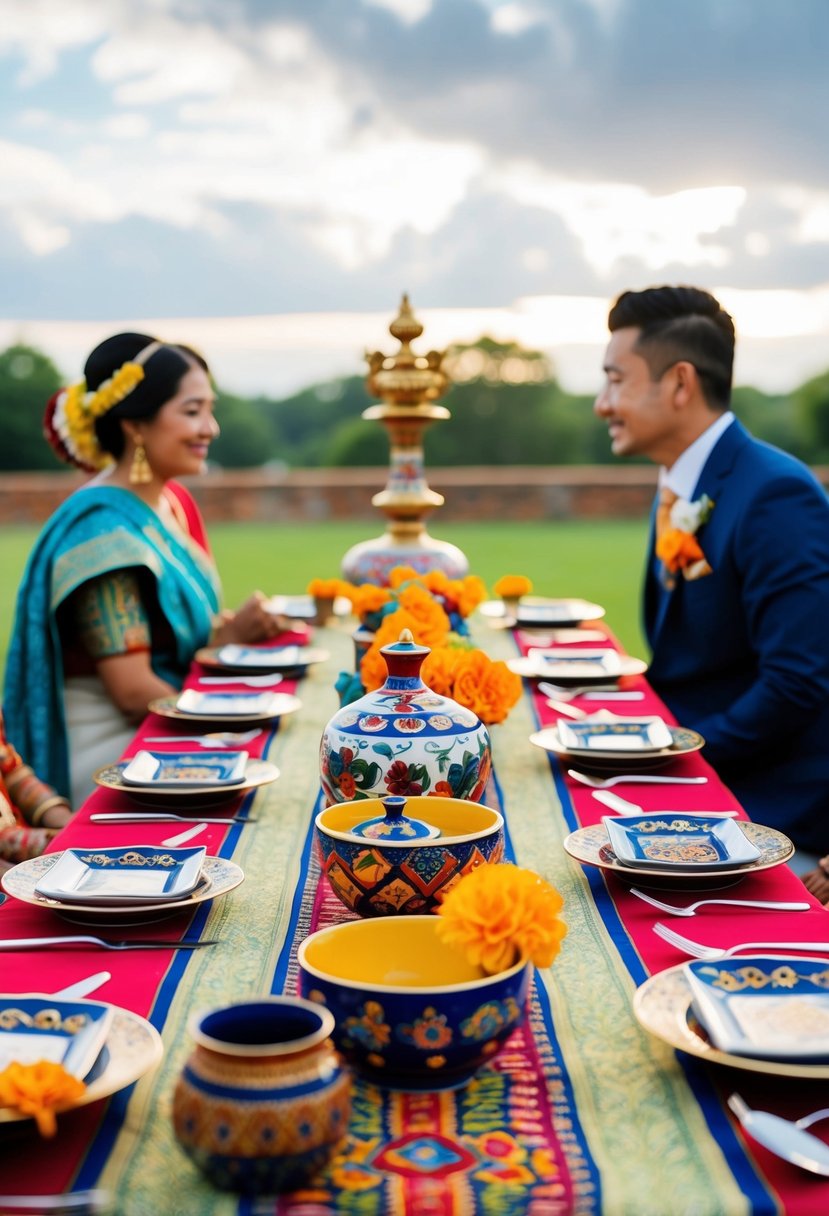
<box><xmin>669</xmin><ymin>493</ymin><xmax>714</xmax><ymax>535</ymax></box>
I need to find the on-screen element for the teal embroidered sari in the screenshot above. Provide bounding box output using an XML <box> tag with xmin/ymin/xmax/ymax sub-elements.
<box><xmin>4</xmin><ymin>485</ymin><xmax>221</xmax><ymax>797</ymax></box>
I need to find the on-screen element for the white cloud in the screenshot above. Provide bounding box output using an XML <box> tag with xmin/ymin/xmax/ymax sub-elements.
<box><xmin>0</xmin><ymin>0</ymin><xmax>111</xmax><ymax>83</ymax></box>
<box><xmin>363</xmin><ymin>0</ymin><xmax>433</xmax><ymax>24</ymax></box>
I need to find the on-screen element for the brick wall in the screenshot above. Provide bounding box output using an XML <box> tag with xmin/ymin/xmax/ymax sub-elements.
<box><xmin>1</xmin><ymin>466</ymin><xmax>827</xmax><ymax>525</ymax></box>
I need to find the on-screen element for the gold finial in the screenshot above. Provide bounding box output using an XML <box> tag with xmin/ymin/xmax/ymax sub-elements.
<box><xmin>399</xmin><ymin>628</ymin><xmax>414</xmax><ymax>644</ymax></box>
<box><xmin>365</xmin><ymin>293</ymin><xmax>449</xmax><ymax>409</ymax></box>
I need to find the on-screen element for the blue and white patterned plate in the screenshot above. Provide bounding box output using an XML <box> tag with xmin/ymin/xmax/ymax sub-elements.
<box><xmin>685</xmin><ymin>955</ymin><xmax>829</xmax><ymax>1060</ymax></box>
<box><xmin>34</xmin><ymin>845</ymin><xmax>207</xmax><ymax>904</ymax></box>
<box><xmin>122</xmin><ymin>750</ymin><xmax>248</xmax><ymax>787</ymax></box>
<box><xmin>558</xmin><ymin>716</ymin><xmax>673</xmax><ymax>754</ymax></box>
<box><xmin>604</xmin><ymin>814</ymin><xmax>760</xmax><ymax>871</ymax></box>
<box><xmin>0</xmin><ymin>996</ymin><xmax>113</xmax><ymax>1078</ymax></box>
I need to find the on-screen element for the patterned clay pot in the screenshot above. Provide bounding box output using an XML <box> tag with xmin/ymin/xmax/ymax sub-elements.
<box><xmin>319</xmin><ymin>631</ymin><xmax>492</xmax><ymax>806</ymax></box>
<box><xmin>172</xmin><ymin>997</ymin><xmax>351</xmax><ymax>1195</ymax></box>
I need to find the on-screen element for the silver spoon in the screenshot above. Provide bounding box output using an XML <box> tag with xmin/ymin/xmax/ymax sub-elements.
<box><xmin>568</xmin><ymin>768</ymin><xmax>708</xmax><ymax>789</ymax></box>
<box><xmin>198</xmin><ymin>674</ymin><xmax>284</xmax><ymax>688</ymax></box>
<box><xmin>728</xmin><ymin>1095</ymin><xmax>829</xmax><ymax>1176</ymax></box>
<box><xmin>90</xmin><ymin>812</ymin><xmax>256</xmax><ymax>826</ymax></box>
<box><xmin>54</xmin><ymin>972</ymin><xmax>112</xmax><ymax>999</ymax></box>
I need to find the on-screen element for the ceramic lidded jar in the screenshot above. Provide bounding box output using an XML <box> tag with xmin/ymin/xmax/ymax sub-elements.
<box><xmin>172</xmin><ymin>996</ymin><xmax>351</xmax><ymax>1195</ymax></box>
<box><xmin>320</xmin><ymin>629</ymin><xmax>492</xmax><ymax>805</ymax></box>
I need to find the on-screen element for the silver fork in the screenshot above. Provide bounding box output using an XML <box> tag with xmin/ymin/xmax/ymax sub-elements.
<box><xmin>629</xmin><ymin>888</ymin><xmax>810</xmax><ymax>917</ymax></box>
<box><xmin>0</xmin><ymin>936</ymin><xmax>220</xmax><ymax>952</ymax></box>
<box><xmin>568</xmin><ymin>768</ymin><xmax>708</xmax><ymax>789</ymax></box>
<box><xmin>652</xmin><ymin>922</ymin><xmax>829</xmax><ymax>958</ymax></box>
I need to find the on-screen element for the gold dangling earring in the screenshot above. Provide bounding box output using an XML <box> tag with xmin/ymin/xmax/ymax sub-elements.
<box><xmin>129</xmin><ymin>443</ymin><xmax>152</xmax><ymax>485</ymax></box>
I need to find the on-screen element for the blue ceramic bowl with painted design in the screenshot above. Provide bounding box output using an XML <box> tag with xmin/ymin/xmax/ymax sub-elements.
<box><xmin>315</xmin><ymin>795</ymin><xmax>505</xmax><ymax>917</ymax></box>
<box><xmin>297</xmin><ymin>916</ymin><xmax>531</xmax><ymax>1090</ymax></box>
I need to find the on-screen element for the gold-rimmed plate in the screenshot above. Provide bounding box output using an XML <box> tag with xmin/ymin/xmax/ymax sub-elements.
<box><xmin>562</xmin><ymin>820</ymin><xmax>793</xmax><ymax>889</ymax></box>
<box><xmin>633</xmin><ymin>962</ymin><xmax>829</xmax><ymax>1079</ymax></box>
<box><xmin>0</xmin><ymin>1002</ymin><xmax>164</xmax><ymax>1125</ymax></box>
<box><xmin>148</xmin><ymin>692</ymin><xmax>301</xmax><ymax>726</ymax></box>
<box><xmin>93</xmin><ymin>757</ymin><xmax>279</xmax><ymax>806</ymax></box>
<box><xmin>530</xmin><ymin>724</ymin><xmax>704</xmax><ymax>770</ymax></box>
<box><xmin>2</xmin><ymin>854</ymin><xmax>244</xmax><ymax>924</ymax></box>
<box><xmin>194</xmin><ymin>646</ymin><xmax>329</xmax><ymax>674</ymax></box>
<box><xmin>510</xmin><ymin>655</ymin><xmax>648</xmax><ymax>683</ymax></box>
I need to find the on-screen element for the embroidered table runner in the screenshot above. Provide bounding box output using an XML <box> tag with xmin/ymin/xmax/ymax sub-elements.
<box><xmin>1</xmin><ymin>622</ymin><xmax>828</xmax><ymax>1215</ymax></box>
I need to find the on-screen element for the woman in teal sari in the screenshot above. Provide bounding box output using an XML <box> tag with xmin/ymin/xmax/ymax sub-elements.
<box><xmin>4</xmin><ymin>333</ymin><xmax>285</xmax><ymax>806</ymax></box>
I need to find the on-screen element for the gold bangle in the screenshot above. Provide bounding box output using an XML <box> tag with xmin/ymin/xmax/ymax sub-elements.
<box><xmin>29</xmin><ymin>798</ymin><xmax>71</xmax><ymax>827</ymax></box>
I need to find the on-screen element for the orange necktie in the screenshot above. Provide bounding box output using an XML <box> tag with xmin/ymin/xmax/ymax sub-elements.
<box><xmin>655</xmin><ymin>486</ymin><xmax>678</xmax><ymax>589</ymax></box>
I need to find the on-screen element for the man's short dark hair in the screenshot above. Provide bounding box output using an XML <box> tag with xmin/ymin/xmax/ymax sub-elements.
<box><xmin>608</xmin><ymin>285</ymin><xmax>735</xmax><ymax>409</ymax></box>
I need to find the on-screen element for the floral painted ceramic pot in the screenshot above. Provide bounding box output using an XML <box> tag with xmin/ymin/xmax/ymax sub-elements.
<box><xmin>315</xmin><ymin>795</ymin><xmax>505</xmax><ymax>917</ymax></box>
<box><xmin>172</xmin><ymin>997</ymin><xmax>351</xmax><ymax>1194</ymax></box>
<box><xmin>297</xmin><ymin>916</ymin><xmax>532</xmax><ymax>1090</ymax></box>
<box><xmin>320</xmin><ymin>631</ymin><xmax>492</xmax><ymax>805</ymax></box>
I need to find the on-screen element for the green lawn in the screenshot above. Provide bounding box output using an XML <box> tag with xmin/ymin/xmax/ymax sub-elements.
<box><xmin>0</xmin><ymin>519</ymin><xmax>650</xmax><ymax>672</ymax></box>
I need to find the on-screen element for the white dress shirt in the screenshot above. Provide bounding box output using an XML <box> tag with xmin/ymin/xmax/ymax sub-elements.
<box><xmin>659</xmin><ymin>411</ymin><xmax>735</xmax><ymax>500</ymax></box>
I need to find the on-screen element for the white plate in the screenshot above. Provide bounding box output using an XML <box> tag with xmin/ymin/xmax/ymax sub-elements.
<box><xmin>557</xmin><ymin>715</ymin><xmax>673</xmax><ymax>754</ymax></box>
<box><xmin>34</xmin><ymin>845</ymin><xmax>207</xmax><ymax>905</ymax></box>
<box><xmin>0</xmin><ymin>995</ymin><xmax>113</xmax><ymax>1078</ymax></box>
<box><xmin>217</xmin><ymin>643</ymin><xmax>303</xmax><ymax>668</ymax></box>
<box><xmin>122</xmin><ymin>749</ymin><xmax>248</xmax><ymax>787</ymax></box>
<box><xmin>480</xmin><ymin>598</ymin><xmax>606</xmax><ymax>625</ymax></box>
<box><xmin>176</xmin><ymin>690</ymin><xmax>279</xmax><ymax>717</ymax></box>
<box><xmin>603</xmin><ymin>814</ymin><xmax>760</xmax><ymax>871</ymax></box>
<box><xmin>510</xmin><ymin>654</ymin><xmax>647</xmax><ymax>683</ymax></box>
<box><xmin>685</xmin><ymin>955</ymin><xmax>829</xmax><ymax>1060</ymax></box>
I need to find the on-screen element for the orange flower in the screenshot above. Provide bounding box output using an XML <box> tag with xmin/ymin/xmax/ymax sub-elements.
<box><xmin>436</xmin><ymin>864</ymin><xmax>567</xmax><ymax>975</ymax></box>
<box><xmin>388</xmin><ymin>565</ymin><xmax>421</xmax><ymax>589</ymax></box>
<box><xmin>421</xmin><ymin>646</ymin><xmax>465</xmax><ymax>696</ymax></box>
<box><xmin>349</xmin><ymin>584</ymin><xmax>393</xmax><ymax>621</ymax></box>
<box><xmin>307</xmin><ymin>577</ymin><xmax>349</xmax><ymax>598</ymax></box>
<box><xmin>455</xmin><ymin>575</ymin><xmax>487</xmax><ymax>617</ymax></box>
<box><xmin>422</xmin><ymin>569</ymin><xmax>453</xmax><ymax>597</ymax></box>
<box><xmin>494</xmin><ymin>575</ymin><xmax>533</xmax><ymax>600</ymax></box>
<box><xmin>0</xmin><ymin>1060</ymin><xmax>86</xmax><ymax>1137</ymax></box>
<box><xmin>396</xmin><ymin>584</ymin><xmax>451</xmax><ymax>648</ymax></box>
<box><xmin>655</xmin><ymin>528</ymin><xmax>706</xmax><ymax>573</ymax></box>
<box><xmin>451</xmin><ymin>650</ymin><xmax>522</xmax><ymax>725</ymax></box>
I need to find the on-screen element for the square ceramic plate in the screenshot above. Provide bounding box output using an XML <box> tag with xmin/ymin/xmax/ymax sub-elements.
<box><xmin>603</xmin><ymin>814</ymin><xmax>760</xmax><ymax>870</ymax></box>
<box><xmin>34</xmin><ymin>845</ymin><xmax>207</xmax><ymax>904</ymax></box>
<box><xmin>216</xmin><ymin>644</ymin><xmax>303</xmax><ymax>669</ymax></box>
<box><xmin>526</xmin><ymin>648</ymin><xmax>622</xmax><ymax>680</ymax></box>
<box><xmin>557</xmin><ymin>716</ymin><xmax>673</xmax><ymax>753</ymax></box>
<box><xmin>685</xmin><ymin>955</ymin><xmax>829</xmax><ymax>1060</ymax></box>
<box><xmin>121</xmin><ymin>749</ymin><xmax>248</xmax><ymax>787</ymax></box>
<box><xmin>0</xmin><ymin>996</ymin><xmax>114</xmax><ymax>1078</ymax></box>
<box><xmin>176</xmin><ymin>690</ymin><xmax>277</xmax><ymax>717</ymax></box>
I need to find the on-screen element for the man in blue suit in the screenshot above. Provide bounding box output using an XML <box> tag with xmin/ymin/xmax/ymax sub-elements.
<box><xmin>595</xmin><ymin>285</ymin><xmax>829</xmax><ymax>885</ymax></box>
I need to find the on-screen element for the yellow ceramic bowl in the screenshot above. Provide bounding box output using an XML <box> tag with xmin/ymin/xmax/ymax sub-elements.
<box><xmin>315</xmin><ymin>796</ymin><xmax>505</xmax><ymax>917</ymax></box>
<box><xmin>297</xmin><ymin>916</ymin><xmax>531</xmax><ymax>1089</ymax></box>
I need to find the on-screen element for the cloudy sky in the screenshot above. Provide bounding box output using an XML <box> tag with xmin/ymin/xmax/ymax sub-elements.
<box><xmin>2</xmin><ymin>0</ymin><xmax>829</xmax><ymax>396</ymax></box>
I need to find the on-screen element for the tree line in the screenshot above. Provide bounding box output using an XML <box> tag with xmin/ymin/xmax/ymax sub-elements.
<box><xmin>1</xmin><ymin>337</ymin><xmax>827</xmax><ymax>472</ymax></box>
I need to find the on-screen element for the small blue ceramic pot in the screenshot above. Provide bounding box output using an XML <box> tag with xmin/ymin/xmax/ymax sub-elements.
<box><xmin>172</xmin><ymin>996</ymin><xmax>351</xmax><ymax>1194</ymax></box>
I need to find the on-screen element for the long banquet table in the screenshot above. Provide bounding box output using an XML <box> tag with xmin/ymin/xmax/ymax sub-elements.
<box><xmin>1</xmin><ymin>617</ymin><xmax>829</xmax><ymax>1215</ymax></box>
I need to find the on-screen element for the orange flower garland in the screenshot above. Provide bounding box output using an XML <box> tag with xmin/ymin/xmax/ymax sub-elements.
<box><xmin>436</xmin><ymin>864</ymin><xmax>567</xmax><ymax>975</ymax></box>
<box><xmin>0</xmin><ymin>1060</ymin><xmax>86</xmax><ymax>1137</ymax></box>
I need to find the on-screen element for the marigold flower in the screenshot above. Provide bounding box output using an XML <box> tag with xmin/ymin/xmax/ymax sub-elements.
<box><xmin>655</xmin><ymin>528</ymin><xmax>706</xmax><ymax>573</ymax></box>
<box><xmin>349</xmin><ymin>584</ymin><xmax>393</xmax><ymax>621</ymax></box>
<box><xmin>307</xmin><ymin>577</ymin><xmax>349</xmax><ymax>598</ymax></box>
<box><xmin>451</xmin><ymin>650</ymin><xmax>522</xmax><ymax>725</ymax></box>
<box><xmin>396</xmin><ymin>584</ymin><xmax>451</xmax><ymax>647</ymax></box>
<box><xmin>0</xmin><ymin>1060</ymin><xmax>86</xmax><ymax>1138</ymax></box>
<box><xmin>455</xmin><ymin>575</ymin><xmax>488</xmax><ymax>617</ymax></box>
<box><xmin>436</xmin><ymin>864</ymin><xmax>567</xmax><ymax>975</ymax></box>
<box><xmin>388</xmin><ymin>565</ymin><xmax>422</xmax><ymax>589</ymax></box>
<box><xmin>422</xmin><ymin>569</ymin><xmax>453</xmax><ymax>597</ymax></box>
<box><xmin>421</xmin><ymin>646</ymin><xmax>465</xmax><ymax>696</ymax></box>
<box><xmin>494</xmin><ymin>575</ymin><xmax>533</xmax><ymax>600</ymax></box>
<box><xmin>359</xmin><ymin>609</ymin><xmax>422</xmax><ymax>691</ymax></box>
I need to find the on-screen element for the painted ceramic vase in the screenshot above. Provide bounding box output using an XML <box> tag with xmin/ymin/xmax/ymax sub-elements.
<box><xmin>172</xmin><ymin>997</ymin><xmax>351</xmax><ymax>1195</ymax></box>
<box><xmin>320</xmin><ymin>631</ymin><xmax>492</xmax><ymax>805</ymax></box>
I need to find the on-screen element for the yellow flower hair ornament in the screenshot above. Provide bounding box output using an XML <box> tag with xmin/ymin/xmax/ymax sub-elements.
<box><xmin>45</xmin><ymin>357</ymin><xmax>151</xmax><ymax>471</ymax></box>
<box><xmin>436</xmin><ymin>863</ymin><xmax>567</xmax><ymax>975</ymax></box>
